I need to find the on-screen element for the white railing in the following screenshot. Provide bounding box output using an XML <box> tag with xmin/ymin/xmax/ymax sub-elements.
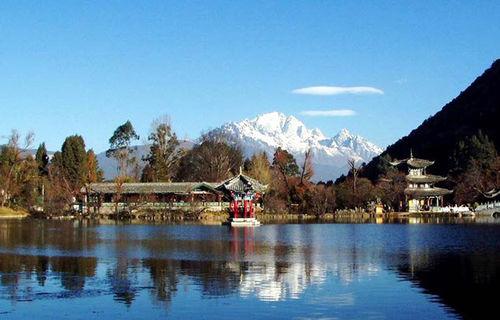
<box><xmin>476</xmin><ymin>201</ymin><xmax>500</xmax><ymax>211</ymax></box>
<box><xmin>435</xmin><ymin>205</ymin><xmax>471</xmax><ymax>213</ymax></box>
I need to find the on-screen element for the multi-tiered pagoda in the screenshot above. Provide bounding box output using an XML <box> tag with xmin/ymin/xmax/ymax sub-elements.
<box><xmin>390</xmin><ymin>151</ymin><xmax>453</xmax><ymax>212</ymax></box>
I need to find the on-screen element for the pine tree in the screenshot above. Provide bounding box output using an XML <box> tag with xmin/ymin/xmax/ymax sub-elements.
<box><xmin>451</xmin><ymin>130</ymin><xmax>497</xmax><ymax>175</ymax></box>
<box><xmin>61</xmin><ymin>135</ymin><xmax>88</xmax><ymax>192</ymax></box>
<box><xmin>35</xmin><ymin>143</ymin><xmax>49</xmax><ymax>176</ymax></box>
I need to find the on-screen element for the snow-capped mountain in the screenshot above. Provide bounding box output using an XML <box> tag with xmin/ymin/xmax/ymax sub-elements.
<box><xmin>211</xmin><ymin>112</ymin><xmax>383</xmax><ymax>181</ymax></box>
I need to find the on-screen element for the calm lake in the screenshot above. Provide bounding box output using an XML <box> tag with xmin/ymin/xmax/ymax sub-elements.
<box><xmin>0</xmin><ymin>218</ymin><xmax>498</xmax><ymax>319</ymax></box>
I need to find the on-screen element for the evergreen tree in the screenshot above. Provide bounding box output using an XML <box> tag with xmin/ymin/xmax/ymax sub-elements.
<box><xmin>61</xmin><ymin>135</ymin><xmax>88</xmax><ymax>192</ymax></box>
<box><xmin>452</xmin><ymin>132</ymin><xmax>499</xmax><ymax>203</ymax></box>
<box><xmin>35</xmin><ymin>143</ymin><xmax>49</xmax><ymax>176</ymax></box>
<box><xmin>451</xmin><ymin>130</ymin><xmax>497</xmax><ymax>174</ymax></box>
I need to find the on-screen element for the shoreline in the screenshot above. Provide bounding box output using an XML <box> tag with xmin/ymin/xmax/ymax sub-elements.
<box><xmin>0</xmin><ymin>207</ymin><xmax>29</xmax><ymax>219</ymax></box>
<box><xmin>23</xmin><ymin>210</ymin><xmax>496</xmax><ymax>225</ymax></box>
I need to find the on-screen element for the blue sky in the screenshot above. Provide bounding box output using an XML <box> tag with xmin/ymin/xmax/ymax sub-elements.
<box><xmin>0</xmin><ymin>1</ymin><xmax>499</xmax><ymax>152</ymax></box>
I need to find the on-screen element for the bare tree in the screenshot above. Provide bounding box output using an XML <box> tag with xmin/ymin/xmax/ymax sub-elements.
<box><xmin>300</xmin><ymin>148</ymin><xmax>314</xmax><ymax>184</ymax></box>
<box><xmin>0</xmin><ymin>130</ymin><xmax>34</xmax><ymax>207</ymax></box>
<box><xmin>106</xmin><ymin>120</ymin><xmax>140</xmax><ymax>179</ymax></box>
<box><xmin>176</xmin><ymin>132</ymin><xmax>243</xmax><ymax>182</ymax></box>
<box><xmin>142</xmin><ymin>116</ymin><xmax>184</xmax><ymax>182</ymax></box>
<box><xmin>347</xmin><ymin>158</ymin><xmax>361</xmax><ymax>193</ymax></box>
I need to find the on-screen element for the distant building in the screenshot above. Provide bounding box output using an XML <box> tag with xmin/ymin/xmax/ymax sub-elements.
<box><xmin>390</xmin><ymin>151</ymin><xmax>453</xmax><ymax>212</ymax></box>
<box><xmin>80</xmin><ymin>173</ymin><xmax>267</xmax><ymax>215</ymax></box>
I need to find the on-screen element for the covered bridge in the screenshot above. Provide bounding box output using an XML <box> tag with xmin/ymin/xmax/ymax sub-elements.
<box><xmin>80</xmin><ymin>173</ymin><xmax>267</xmax><ymax>215</ymax></box>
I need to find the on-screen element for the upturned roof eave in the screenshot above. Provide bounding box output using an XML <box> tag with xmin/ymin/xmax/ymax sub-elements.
<box><xmin>404</xmin><ymin>187</ymin><xmax>453</xmax><ymax>197</ymax></box>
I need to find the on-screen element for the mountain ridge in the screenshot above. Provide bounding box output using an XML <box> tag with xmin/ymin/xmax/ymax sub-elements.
<box><xmin>93</xmin><ymin>112</ymin><xmax>382</xmax><ymax>181</ymax></box>
<box><xmin>210</xmin><ymin>112</ymin><xmax>383</xmax><ymax>181</ymax></box>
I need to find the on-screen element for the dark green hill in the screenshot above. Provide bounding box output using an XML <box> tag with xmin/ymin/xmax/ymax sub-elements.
<box><xmin>363</xmin><ymin>59</ymin><xmax>500</xmax><ymax>179</ymax></box>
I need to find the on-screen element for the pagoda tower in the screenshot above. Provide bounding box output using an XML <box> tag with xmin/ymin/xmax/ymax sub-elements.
<box><xmin>390</xmin><ymin>151</ymin><xmax>453</xmax><ymax>212</ymax></box>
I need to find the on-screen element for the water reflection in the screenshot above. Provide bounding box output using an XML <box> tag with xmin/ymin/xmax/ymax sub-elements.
<box><xmin>0</xmin><ymin>219</ymin><xmax>498</xmax><ymax>319</ymax></box>
<box><xmin>396</xmin><ymin>251</ymin><xmax>499</xmax><ymax>319</ymax></box>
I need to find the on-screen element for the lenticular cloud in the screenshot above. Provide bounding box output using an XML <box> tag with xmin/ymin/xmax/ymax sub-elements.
<box><xmin>292</xmin><ymin>86</ymin><xmax>383</xmax><ymax>96</ymax></box>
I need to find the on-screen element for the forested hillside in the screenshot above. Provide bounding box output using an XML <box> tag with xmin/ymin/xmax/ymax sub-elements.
<box><xmin>363</xmin><ymin>59</ymin><xmax>500</xmax><ymax>180</ymax></box>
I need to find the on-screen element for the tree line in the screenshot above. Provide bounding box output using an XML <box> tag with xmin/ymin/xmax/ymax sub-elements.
<box><xmin>1</xmin><ymin>117</ymin><xmax>498</xmax><ymax>216</ymax></box>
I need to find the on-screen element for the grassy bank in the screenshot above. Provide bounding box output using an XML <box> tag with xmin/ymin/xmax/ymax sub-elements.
<box><xmin>0</xmin><ymin>206</ymin><xmax>29</xmax><ymax>218</ymax></box>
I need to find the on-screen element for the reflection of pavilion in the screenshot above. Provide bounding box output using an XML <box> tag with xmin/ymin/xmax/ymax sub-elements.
<box><xmin>390</xmin><ymin>152</ymin><xmax>452</xmax><ymax>212</ymax></box>
<box><xmin>230</xmin><ymin>227</ymin><xmax>255</xmax><ymax>257</ymax></box>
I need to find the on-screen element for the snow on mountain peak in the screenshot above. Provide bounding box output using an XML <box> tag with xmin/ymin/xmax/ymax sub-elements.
<box><xmin>250</xmin><ymin>112</ymin><xmax>315</xmax><ymax>139</ymax></box>
<box><xmin>213</xmin><ymin>112</ymin><xmax>383</xmax><ymax>180</ymax></box>
<box><xmin>334</xmin><ymin>128</ymin><xmax>352</xmax><ymax>143</ymax></box>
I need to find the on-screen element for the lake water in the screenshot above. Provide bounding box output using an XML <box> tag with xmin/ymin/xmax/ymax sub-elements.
<box><xmin>0</xmin><ymin>218</ymin><xmax>498</xmax><ymax>319</ymax></box>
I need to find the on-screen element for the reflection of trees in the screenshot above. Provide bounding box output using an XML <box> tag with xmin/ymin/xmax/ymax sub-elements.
<box><xmin>179</xmin><ymin>260</ymin><xmax>240</xmax><ymax>297</ymax></box>
<box><xmin>0</xmin><ymin>219</ymin><xmax>99</xmax><ymax>252</ymax></box>
<box><xmin>4</xmin><ymin>221</ymin><xmax>497</xmax><ymax>320</ymax></box>
<box><xmin>35</xmin><ymin>255</ymin><xmax>49</xmax><ymax>286</ymax></box>
<box><xmin>51</xmin><ymin>256</ymin><xmax>97</xmax><ymax>291</ymax></box>
<box><xmin>0</xmin><ymin>253</ymin><xmax>97</xmax><ymax>301</ymax></box>
<box><xmin>142</xmin><ymin>259</ymin><xmax>179</xmax><ymax>306</ymax></box>
<box><xmin>396</xmin><ymin>251</ymin><xmax>499</xmax><ymax>319</ymax></box>
<box><xmin>107</xmin><ymin>227</ymin><xmax>141</xmax><ymax>306</ymax></box>
<box><xmin>106</xmin><ymin>259</ymin><xmax>138</xmax><ymax>306</ymax></box>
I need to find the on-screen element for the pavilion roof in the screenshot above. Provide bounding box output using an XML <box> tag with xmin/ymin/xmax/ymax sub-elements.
<box><xmin>404</xmin><ymin>187</ymin><xmax>453</xmax><ymax>197</ymax></box>
<box><xmin>406</xmin><ymin>174</ymin><xmax>447</xmax><ymax>183</ymax></box>
<box><xmin>483</xmin><ymin>189</ymin><xmax>500</xmax><ymax>199</ymax></box>
<box><xmin>218</xmin><ymin>173</ymin><xmax>268</xmax><ymax>194</ymax></box>
<box><xmin>390</xmin><ymin>157</ymin><xmax>435</xmax><ymax>169</ymax></box>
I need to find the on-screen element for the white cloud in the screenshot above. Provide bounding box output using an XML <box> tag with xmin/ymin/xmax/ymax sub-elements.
<box><xmin>292</xmin><ymin>86</ymin><xmax>384</xmax><ymax>96</ymax></box>
<box><xmin>299</xmin><ymin>109</ymin><xmax>357</xmax><ymax>117</ymax></box>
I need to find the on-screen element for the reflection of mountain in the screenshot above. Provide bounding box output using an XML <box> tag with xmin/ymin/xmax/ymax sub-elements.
<box><xmin>238</xmin><ymin>262</ymin><xmax>327</xmax><ymax>301</ymax></box>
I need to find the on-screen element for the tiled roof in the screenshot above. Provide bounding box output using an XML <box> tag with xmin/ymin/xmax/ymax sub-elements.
<box><xmin>390</xmin><ymin>157</ymin><xmax>434</xmax><ymax>168</ymax></box>
<box><xmin>406</xmin><ymin>174</ymin><xmax>447</xmax><ymax>183</ymax></box>
<box><xmin>404</xmin><ymin>187</ymin><xmax>453</xmax><ymax>197</ymax></box>
<box><xmin>82</xmin><ymin>182</ymin><xmax>220</xmax><ymax>195</ymax></box>
<box><xmin>218</xmin><ymin>174</ymin><xmax>268</xmax><ymax>193</ymax></box>
<box><xmin>81</xmin><ymin>174</ymin><xmax>269</xmax><ymax>195</ymax></box>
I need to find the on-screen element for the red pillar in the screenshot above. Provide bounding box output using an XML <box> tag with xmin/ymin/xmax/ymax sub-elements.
<box><xmin>233</xmin><ymin>200</ymin><xmax>239</xmax><ymax>218</ymax></box>
<box><xmin>243</xmin><ymin>200</ymin><xmax>248</xmax><ymax>218</ymax></box>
